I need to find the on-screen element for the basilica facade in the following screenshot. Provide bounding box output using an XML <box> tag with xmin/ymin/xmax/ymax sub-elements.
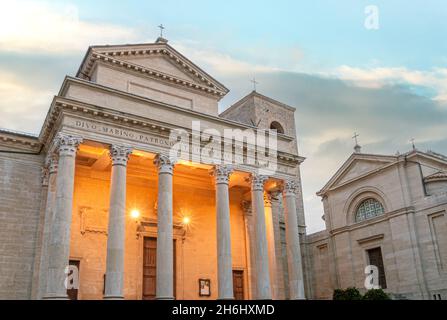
<box><xmin>0</xmin><ymin>38</ymin><xmax>306</xmax><ymax>300</ymax></box>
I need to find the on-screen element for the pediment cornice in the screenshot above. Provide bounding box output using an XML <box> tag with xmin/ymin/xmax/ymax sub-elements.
<box><xmin>77</xmin><ymin>43</ymin><xmax>229</xmax><ymax>100</ymax></box>
<box><xmin>0</xmin><ymin>128</ymin><xmax>41</xmax><ymax>152</ymax></box>
<box><xmin>317</xmin><ymin>153</ymin><xmax>398</xmax><ymax>196</ymax></box>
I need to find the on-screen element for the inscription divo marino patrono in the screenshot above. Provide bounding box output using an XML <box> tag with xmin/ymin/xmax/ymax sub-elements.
<box><xmin>71</xmin><ymin>119</ymin><xmax>176</xmax><ymax>147</ymax></box>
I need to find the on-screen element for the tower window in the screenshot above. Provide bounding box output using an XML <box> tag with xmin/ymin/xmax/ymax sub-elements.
<box><xmin>270</xmin><ymin>121</ymin><xmax>284</xmax><ymax>134</ymax></box>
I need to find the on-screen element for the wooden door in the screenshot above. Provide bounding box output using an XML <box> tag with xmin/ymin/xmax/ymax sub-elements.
<box><xmin>142</xmin><ymin>237</ymin><xmax>176</xmax><ymax>300</ymax></box>
<box><xmin>367</xmin><ymin>247</ymin><xmax>387</xmax><ymax>289</ymax></box>
<box><xmin>67</xmin><ymin>260</ymin><xmax>80</xmax><ymax>300</ymax></box>
<box><xmin>232</xmin><ymin>270</ymin><xmax>244</xmax><ymax>300</ymax></box>
<box><xmin>143</xmin><ymin>237</ymin><xmax>157</xmax><ymax>300</ymax></box>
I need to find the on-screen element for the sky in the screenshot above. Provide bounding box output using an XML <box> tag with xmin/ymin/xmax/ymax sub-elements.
<box><xmin>0</xmin><ymin>0</ymin><xmax>446</xmax><ymax>233</ymax></box>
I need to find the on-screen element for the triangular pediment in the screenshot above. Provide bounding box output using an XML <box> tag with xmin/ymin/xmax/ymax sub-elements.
<box><xmin>122</xmin><ymin>54</ymin><xmax>199</xmax><ymax>83</ymax></box>
<box><xmin>336</xmin><ymin>159</ymin><xmax>390</xmax><ymax>185</ymax></box>
<box><xmin>317</xmin><ymin>153</ymin><xmax>397</xmax><ymax>195</ymax></box>
<box><xmin>76</xmin><ymin>41</ymin><xmax>229</xmax><ymax>100</ymax></box>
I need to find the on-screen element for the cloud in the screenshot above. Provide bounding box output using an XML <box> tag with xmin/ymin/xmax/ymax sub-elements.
<box><xmin>0</xmin><ymin>70</ymin><xmax>52</xmax><ymax>132</ymax></box>
<box><xmin>0</xmin><ymin>1</ymin><xmax>141</xmax><ymax>54</ymax></box>
<box><xmin>172</xmin><ymin>42</ymin><xmax>279</xmax><ymax>75</ymax></box>
<box><xmin>333</xmin><ymin>66</ymin><xmax>447</xmax><ymax>103</ymax></box>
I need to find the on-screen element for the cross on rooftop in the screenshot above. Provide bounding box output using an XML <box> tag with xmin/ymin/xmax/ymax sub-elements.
<box><xmin>410</xmin><ymin>138</ymin><xmax>416</xmax><ymax>150</ymax></box>
<box><xmin>158</xmin><ymin>24</ymin><xmax>165</xmax><ymax>37</ymax></box>
<box><xmin>250</xmin><ymin>77</ymin><xmax>259</xmax><ymax>91</ymax></box>
<box><xmin>352</xmin><ymin>132</ymin><xmax>360</xmax><ymax>145</ymax></box>
<box><xmin>352</xmin><ymin>132</ymin><xmax>362</xmax><ymax>153</ymax></box>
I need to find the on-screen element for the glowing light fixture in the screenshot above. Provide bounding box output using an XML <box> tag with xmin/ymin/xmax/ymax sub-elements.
<box><xmin>131</xmin><ymin>209</ymin><xmax>140</xmax><ymax>219</ymax></box>
<box><xmin>182</xmin><ymin>216</ymin><xmax>191</xmax><ymax>225</ymax></box>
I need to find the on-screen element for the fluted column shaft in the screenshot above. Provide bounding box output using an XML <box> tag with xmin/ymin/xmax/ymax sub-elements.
<box><xmin>249</xmin><ymin>174</ymin><xmax>272</xmax><ymax>299</ymax></box>
<box><xmin>44</xmin><ymin>134</ymin><xmax>82</xmax><ymax>299</ymax></box>
<box><xmin>210</xmin><ymin>165</ymin><xmax>234</xmax><ymax>299</ymax></box>
<box><xmin>37</xmin><ymin>154</ymin><xmax>58</xmax><ymax>299</ymax></box>
<box><xmin>283</xmin><ymin>180</ymin><xmax>305</xmax><ymax>299</ymax></box>
<box><xmin>154</xmin><ymin>154</ymin><xmax>175</xmax><ymax>300</ymax></box>
<box><xmin>104</xmin><ymin>145</ymin><xmax>132</xmax><ymax>299</ymax></box>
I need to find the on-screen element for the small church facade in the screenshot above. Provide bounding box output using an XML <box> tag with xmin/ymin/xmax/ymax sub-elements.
<box><xmin>0</xmin><ymin>38</ymin><xmax>307</xmax><ymax>300</ymax></box>
<box><xmin>305</xmin><ymin>148</ymin><xmax>447</xmax><ymax>300</ymax></box>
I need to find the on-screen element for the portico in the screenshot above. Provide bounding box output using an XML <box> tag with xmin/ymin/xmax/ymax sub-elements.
<box><xmin>37</xmin><ymin>125</ymin><xmax>305</xmax><ymax>299</ymax></box>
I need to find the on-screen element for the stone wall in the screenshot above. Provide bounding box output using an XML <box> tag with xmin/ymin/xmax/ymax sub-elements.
<box><xmin>0</xmin><ymin>152</ymin><xmax>44</xmax><ymax>299</ymax></box>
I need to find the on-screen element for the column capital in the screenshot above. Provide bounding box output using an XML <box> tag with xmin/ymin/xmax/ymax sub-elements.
<box><xmin>42</xmin><ymin>154</ymin><xmax>58</xmax><ymax>186</ymax></box>
<box><xmin>109</xmin><ymin>145</ymin><xmax>133</xmax><ymax>166</ymax></box>
<box><xmin>154</xmin><ymin>154</ymin><xmax>176</xmax><ymax>174</ymax></box>
<box><xmin>283</xmin><ymin>179</ymin><xmax>298</xmax><ymax>196</ymax></box>
<box><xmin>264</xmin><ymin>194</ymin><xmax>272</xmax><ymax>207</ymax></box>
<box><xmin>241</xmin><ymin>200</ymin><xmax>252</xmax><ymax>216</ymax></box>
<box><xmin>246</xmin><ymin>173</ymin><xmax>268</xmax><ymax>191</ymax></box>
<box><xmin>45</xmin><ymin>153</ymin><xmax>59</xmax><ymax>174</ymax></box>
<box><xmin>55</xmin><ymin>133</ymin><xmax>83</xmax><ymax>157</ymax></box>
<box><xmin>41</xmin><ymin>167</ymin><xmax>49</xmax><ymax>186</ymax></box>
<box><xmin>210</xmin><ymin>165</ymin><xmax>233</xmax><ymax>184</ymax></box>
<box><xmin>263</xmin><ymin>191</ymin><xmax>281</xmax><ymax>207</ymax></box>
<box><xmin>268</xmin><ymin>190</ymin><xmax>282</xmax><ymax>201</ymax></box>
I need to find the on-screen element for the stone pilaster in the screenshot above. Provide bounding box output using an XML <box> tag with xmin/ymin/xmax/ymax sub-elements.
<box><xmin>283</xmin><ymin>180</ymin><xmax>305</xmax><ymax>299</ymax></box>
<box><xmin>248</xmin><ymin>173</ymin><xmax>271</xmax><ymax>299</ymax></box>
<box><xmin>104</xmin><ymin>145</ymin><xmax>132</xmax><ymax>299</ymax></box>
<box><xmin>44</xmin><ymin>133</ymin><xmax>82</xmax><ymax>299</ymax></box>
<box><xmin>210</xmin><ymin>165</ymin><xmax>234</xmax><ymax>299</ymax></box>
<box><xmin>37</xmin><ymin>154</ymin><xmax>58</xmax><ymax>299</ymax></box>
<box><xmin>154</xmin><ymin>154</ymin><xmax>176</xmax><ymax>300</ymax></box>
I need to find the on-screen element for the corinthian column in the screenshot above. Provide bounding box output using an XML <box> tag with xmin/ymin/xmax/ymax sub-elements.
<box><xmin>44</xmin><ymin>133</ymin><xmax>82</xmax><ymax>299</ymax></box>
<box><xmin>37</xmin><ymin>154</ymin><xmax>58</xmax><ymax>299</ymax></box>
<box><xmin>104</xmin><ymin>145</ymin><xmax>133</xmax><ymax>299</ymax></box>
<box><xmin>264</xmin><ymin>193</ymin><xmax>279</xmax><ymax>299</ymax></box>
<box><xmin>210</xmin><ymin>165</ymin><xmax>234</xmax><ymax>300</ymax></box>
<box><xmin>248</xmin><ymin>173</ymin><xmax>272</xmax><ymax>299</ymax></box>
<box><xmin>154</xmin><ymin>154</ymin><xmax>176</xmax><ymax>300</ymax></box>
<box><xmin>283</xmin><ymin>180</ymin><xmax>305</xmax><ymax>299</ymax></box>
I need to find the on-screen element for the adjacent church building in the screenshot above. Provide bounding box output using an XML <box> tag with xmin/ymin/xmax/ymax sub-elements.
<box><xmin>306</xmin><ymin>146</ymin><xmax>447</xmax><ymax>300</ymax></box>
<box><xmin>1</xmin><ymin>38</ymin><xmax>446</xmax><ymax>300</ymax></box>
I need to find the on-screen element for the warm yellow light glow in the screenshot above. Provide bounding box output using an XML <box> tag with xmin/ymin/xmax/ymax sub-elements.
<box><xmin>130</xmin><ymin>209</ymin><xmax>140</xmax><ymax>219</ymax></box>
<box><xmin>182</xmin><ymin>216</ymin><xmax>191</xmax><ymax>225</ymax></box>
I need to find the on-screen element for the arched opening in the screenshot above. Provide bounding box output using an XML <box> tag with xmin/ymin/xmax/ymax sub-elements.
<box><xmin>269</xmin><ymin>121</ymin><xmax>285</xmax><ymax>134</ymax></box>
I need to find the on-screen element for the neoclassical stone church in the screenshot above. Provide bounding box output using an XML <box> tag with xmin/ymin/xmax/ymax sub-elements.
<box><xmin>0</xmin><ymin>38</ymin><xmax>446</xmax><ymax>300</ymax></box>
<box><xmin>0</xmin><ymin>37</ymin><xmax>306</xmax><ymax>300</ymax></box>
<box><xmin>306</xmin><ymin>146</ymin><xmax>447</xmax><ymax>300</ymax></box>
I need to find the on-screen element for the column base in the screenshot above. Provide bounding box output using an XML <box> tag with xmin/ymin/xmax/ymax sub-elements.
<box><xmin>156</xmin><ymin>296</ymin><xmax>175</xmax><ymax>300</ymax></box>
<box><xmin>42</xmin><ymin>294</ymin><xmax>69</xmax><ymax>300</ymax></box>
<box><xmin>103</xmin><ymin>295</ymin><xmax>124</xmax><ymax>300</ymax></box>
